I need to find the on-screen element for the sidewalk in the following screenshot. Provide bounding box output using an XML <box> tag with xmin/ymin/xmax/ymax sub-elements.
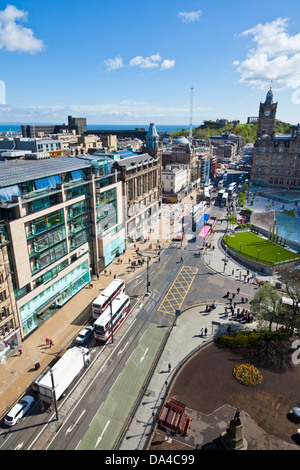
<box><xmin>202</xmin><ymin>217</ymin><xmax>278</xmax><ymax>285</ymax></box>
<box><xmin>119</xmin><ymin>303</ymin><xmax>257</xmax><ymax>450</ymax></box>
<box><xmin>0</xmin><ymin>200</ymin><xmax>270</xmax><ymax>429</ymax></box>
<box><xmin>0</xmin><ymin>237</ymin><xmax>164</xmax><ymax>417</ymax></box>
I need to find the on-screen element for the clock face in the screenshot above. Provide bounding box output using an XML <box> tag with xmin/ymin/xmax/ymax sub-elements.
<box><xmin>264</xmin><ymin>110</ymin><xmax>271</xmax><ymax>117</ymax></box>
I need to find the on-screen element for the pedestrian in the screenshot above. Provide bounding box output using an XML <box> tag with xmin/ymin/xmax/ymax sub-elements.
<box><xmin>168</xmin><ymin>363</ymin><xmax>171</xmax><ymax>372</ymax></box>
<box><xmin>49</xmin><ymin>338</ymin><xmax>53</xmax><ymax>347</ymax></box>
<box><xmin>45</xmin><ymin>337</ymin><xmax>49</xmax><ymax>346</ymax></box>
<box><xmin>104</xmin><ymin>269</ymin><xmax>107</xmax><ymax>275</ymax></box>
<box><xmin>232</xmin><ymin>269</ymin><xmax>234</xmax><ymax>276</ymax></box>
<box><xmin>237</xmin><ymin>287</ymin><xmax>240</xmax><ymax>294</ymax></box>
<box><xmin>18</xmin><ymin>348</ymin><xmax>22</xmax><ymax>356</ymax></box>
<box><xmin>109</xmin><ymin>270</ymin><xmax>111</xmax><ymax>276</ymax></box>
<box><xmin>128</xmin><ymin>258</ymin><xmax>131</xmax><ymax>264</ymax></box>
<box><xmin>204</xmin><ymin>327</ymin><xmax>207</xmax><ymax>336</ymax></box>
<box><xmin>201</xmin><ymin>328</ymin><xmax>203</xmax><ymax>336</ymax></box>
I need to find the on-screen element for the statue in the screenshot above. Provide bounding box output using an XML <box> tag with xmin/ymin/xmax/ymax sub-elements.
<box><xmin>233</xmin><ymin>407</ymin><xmax>241</xmax><ymax>426</ymax></box>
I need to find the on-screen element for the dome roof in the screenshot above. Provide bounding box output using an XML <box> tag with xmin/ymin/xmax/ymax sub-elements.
<box><xmin>172</xmin><ymin>136</ymin><xmax>189</xmax><ymax>145</ymax></box>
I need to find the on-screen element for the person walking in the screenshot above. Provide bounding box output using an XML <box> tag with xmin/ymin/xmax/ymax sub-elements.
<box><xmin>168</xmin><ymin>363</ymin><xmax>172</xmax><ymax>372</ymax></box>
<box><xmin>45</xmin><ymin>337</ymin><xmax>49</xmax><ymax>346</ymax></box>
<box><xmin>49</xmin><ymin>338</ymin><xmax>53</xmax><ymax>347</ymax></box>
<box><xmin>18</xmin><ymin>348</ymin><xmax>22</xmax><ymax>356</ymax></box>
<box><xmin>204</xmin><ymin>327</ymin><xmax>207</xmax><ymax>336</ymax></box>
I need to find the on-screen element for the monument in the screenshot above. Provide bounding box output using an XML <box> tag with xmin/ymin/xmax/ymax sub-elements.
<box><xmin>221</xmin><ymin>408</ymin><xmax>247</xmax><ymax>450</ymax></box>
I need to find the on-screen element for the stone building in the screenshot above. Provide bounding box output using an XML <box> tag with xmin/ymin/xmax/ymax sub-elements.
<box><xmin>250</xmin><ymin>89</ymin><xmax>300</xmax><ymax>189</ymax></box>
<box><xmin>0</xmin><ymin>233</ymin><xmax>20</xmax><ymax>359</ymax></box>
<box><xmin>112</xmin><ymin>123</ymin><xmax>162</xmax><ymax>242</ymax></box>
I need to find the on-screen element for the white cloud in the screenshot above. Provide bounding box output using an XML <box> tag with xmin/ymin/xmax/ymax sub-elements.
<box><xmin>129</xmin><ymin>54</ymin><xmax>174</xmax><ymax>70</ymax></box>
<box><xmin>160</xmin><ymin>59</ymin><xmax>175</xmax><ymax>70</ymax></box>
<box><xmin>234</xmin><ymin>18</ymin><xmax>300</xmax><ymax>90</ymax></box>
<box><xmin>104</xmin><ymin>56</ymin><xmax>123</xmax><ymax>71</ymax></box>
<box><xmin>0</xmin><ymin>4</ymin><xmax>44</xmax><ymax>53</ymax></box>
<box><xmin>178</xmin><ymin>10</ymin><xmax>202</xmax><ymax>23</ymax></box>
<box><xmin>130</xmin><ymin>54</ymin><xmax>162</xmax><ymax>69</ymax></box>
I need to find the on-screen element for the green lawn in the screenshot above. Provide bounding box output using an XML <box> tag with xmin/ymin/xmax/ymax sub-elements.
<box><xmin>224</xmin><ymin>232</ymin><xmax>299</xmax><ymax>266</ymax></box>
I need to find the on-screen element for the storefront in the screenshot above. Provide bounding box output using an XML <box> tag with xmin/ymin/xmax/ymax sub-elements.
<box><xmin>19</xmin><ymin>259</ymin><xmax>90</xmax><ymax>338</ymax></box>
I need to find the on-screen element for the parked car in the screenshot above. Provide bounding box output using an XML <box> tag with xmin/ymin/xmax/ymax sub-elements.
<box><xmin>4</xmin><ymin>395</ymin><xmax>34</xmax><ymax>426</ymax></box>
<box><xmin>75</xmin><ymin>325</ymin><xmax>93</xmax><ymax>344</ymax></box>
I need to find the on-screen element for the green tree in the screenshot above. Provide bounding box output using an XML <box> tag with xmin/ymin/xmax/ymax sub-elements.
<box><xmin>238</xmin><ymin>192</ymin><xmax>246</xmax><ymax>206</ymax></box>
<box><xmin>251</xmin><ymin>283</ymin><xmax>282</xmax><ymax>331</ymax></box>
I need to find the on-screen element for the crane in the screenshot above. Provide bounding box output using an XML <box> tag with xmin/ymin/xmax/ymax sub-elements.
<box><xmin>189</xmin><ymin>87</ymin><xmax>194</xmax><ymax>142</ymax></box>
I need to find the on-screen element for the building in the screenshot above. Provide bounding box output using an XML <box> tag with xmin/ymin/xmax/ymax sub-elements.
<box><xmin>162</xmin><ymin>164</ymin><xmax>189</xmax><ymax>201</ymax></box>
<box><xmin>21</xmin><ymin>115</ymin><xmax>87</xmax><ymax>138</ymax></box>
<box><xmin>162</xmin><ymin>136</ymin><xmax>202</xmax><ymax>188</ymax></box>
<box><xmin>250</xmin><ymin>89</ymin><xmax>300</xmax><ymax>189</ymax></box>
<box><xmin>111</xmin><ymin>123</ymin><xmax>162</xmax><ymax>242</ymax></box>
<box><xmin>0</xmin><ymin>137</ymin><xmax>64</xmax><ymax>158</ymax></box>
<box><xmin>0</xmin><ymin>233</ymin><xmax>20</xmax><ymax>360</ymax></box>
<box><xmin>0</xmin><ymin>154</ymin><xmax>125</xmax><ymax>341</ymax></box>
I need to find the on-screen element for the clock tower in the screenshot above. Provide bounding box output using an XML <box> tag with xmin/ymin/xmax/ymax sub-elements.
<box><xmin>257</xmin><ymin>88</ymin><xmax>277</xmax><ymax>138</ymax></box>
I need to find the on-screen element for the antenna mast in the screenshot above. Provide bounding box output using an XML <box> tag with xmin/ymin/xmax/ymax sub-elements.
<box><xmin>189</xmin><ymin>87</ymin><xmax>194</xmax><ymax>142</ymax></box>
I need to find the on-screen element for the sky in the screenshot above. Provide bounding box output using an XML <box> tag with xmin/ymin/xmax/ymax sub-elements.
<box><xmin>1</xmin><ymin>0</ymin><xmax>300</xmax><ymax>126</ymax></box>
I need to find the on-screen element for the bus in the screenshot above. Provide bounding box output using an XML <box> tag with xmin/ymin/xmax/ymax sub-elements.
<box><xmin>221</xmin><ymin>192</ymin><xmax>228</xmax><ymax>206</ymax></box>
<box><xmin>93</xmin><ymin>294</ymin><xmax>130</xmax><ymax>343</ymax></box>
<box><xmin>92</xmin><ymin>279</ymin><xmax>125</xmax><ymax>319</ymax></box>
<box><xmin>217</xmin><ymin>189</ymin><xmax>225</xmax><ymax>203</ymax></box>
<box><xmin>204</xmin><ymin>188</ymin><xmax>211</xmax><ymax>203</ymax></box>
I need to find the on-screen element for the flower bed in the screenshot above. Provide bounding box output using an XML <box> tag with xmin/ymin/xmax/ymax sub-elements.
<box><xmin>233</xmin><ymin>363</ymin><xmax>263</xmax><ymax>386</ymax></box>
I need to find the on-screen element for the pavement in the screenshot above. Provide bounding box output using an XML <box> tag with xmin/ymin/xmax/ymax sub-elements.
<box><xmin>0</xmin><ymin>188</ymin><xmax>283</xmax><ymax>449</ymax></box>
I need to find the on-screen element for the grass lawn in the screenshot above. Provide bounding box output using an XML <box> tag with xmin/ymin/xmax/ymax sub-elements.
<box><xmin>224</xmin><ymin>231</ymin><xmax>300</xmax><ymax>265</ymax></box>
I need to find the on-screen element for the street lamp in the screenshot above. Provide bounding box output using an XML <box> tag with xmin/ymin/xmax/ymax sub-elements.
<box><xmin>50</xmin><ymin>368</ymin><xmax>59</xmax><ymax>421</ymax></box>
<box><xmin>110</xmin><ymin>300</ymin><xmax>114</xmax><ymax>344</ymax></box>
<box><xmin>239</xmin><ymin>242</ymin><xmax>242</xmax><ymax>254</ymax></box>
<box><xmin>257</xmin><ymin>249</ymin><xmax>261</xmax><ymax>261</ymax></box>
<box><xmin>137</xmin><ymin>251</ymin><xmax>151</xmax><ymax>294</ymax></box>
<box><xmin>276</xmin><ymin>253</ymin><xmax>280</xmax><ymax>263</ymax></box>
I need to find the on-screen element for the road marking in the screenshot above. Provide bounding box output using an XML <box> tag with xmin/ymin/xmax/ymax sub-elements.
<box><xmin>65</xmin><ymin>409</ymin><xmax>86</xmax><ymax>435</ymax></box>
<box><xmin>95</xmin><ymin>420</ymin><xmax>110</xmax><ymax>448</ymax></box>
<box><xmin>118</xmin><ymin>341</ymin><xmax>129</xmax><ymax>356</ymax></box>
<box><xmin>14</xmin><ymin>441</ymin><xmax>23</xmax><ymax>450</ymax></box>
<box><xmin>158</xmin><ymin>265</ymin><xmax>198</xmax><ymax>315</ymax></box>
<box><xmin>140</xmin><ymin>348</ymin><xmax>149</xmax><ymax>363</ymax></box>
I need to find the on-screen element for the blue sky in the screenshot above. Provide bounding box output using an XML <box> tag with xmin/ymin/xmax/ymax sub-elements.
<box><xmin>1</xmin><ymin>0</ymin><xmax>300</xmax><ymax>126</ymax></box>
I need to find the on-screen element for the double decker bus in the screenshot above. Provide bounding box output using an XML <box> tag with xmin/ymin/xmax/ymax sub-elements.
<box><xmin>93</xmin><ymin>294</ymin><xmax>130</xmax><ymax>343</ymax></box>
<box><xmin>92</xmin><ymin>279</ymin><xmax>125</xmax><ymax>319</ymax></box>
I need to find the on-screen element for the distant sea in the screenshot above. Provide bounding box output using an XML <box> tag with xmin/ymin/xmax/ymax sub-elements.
<box><xmin>0</xmin><ymin>124</ymin><xmax>188</xmax><ymax>133</ymax></box>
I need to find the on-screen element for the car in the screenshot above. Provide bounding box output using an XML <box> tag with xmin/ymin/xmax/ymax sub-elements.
<box><xmin>173</xmin><ymin>232</ymin><xmax>185</xmax><ymax>241</ymax></box>
<box><xmin>4</xmin><ymin>395</ymin><xmax>34</xmax><ymax>426</ymax></box>
<box><xmin>75</xmin><ymin>325</ymin><xmax>93</xmax><ymax>344</ymax></box>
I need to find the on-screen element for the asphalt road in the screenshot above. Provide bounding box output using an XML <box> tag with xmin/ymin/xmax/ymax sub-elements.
<box><xmin>0</xmin><ymin>199</ymin><xmax>245</xmax><ymax>450</ymax></box>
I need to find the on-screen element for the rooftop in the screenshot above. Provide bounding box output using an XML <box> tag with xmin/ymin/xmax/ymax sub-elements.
<box><xmin>0</xmin><ymin>156</ymin><xmax>90</xmax><ymax>188</ymax></box>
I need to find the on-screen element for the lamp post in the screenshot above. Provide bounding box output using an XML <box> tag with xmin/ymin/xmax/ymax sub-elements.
<box><xmin>276</xmin><ymin>253</ymin><xmax>280</xmax><ymax>263</ymax></box>
<box><xmin>110</xmin><ymin>299</ymin><xmax>114</xmax><ymax>344</ymax></box>
<box><xmin>257</xmin><ymin>249</ymin><xmax>261</xmax><ymax>261</ymax></box>
<box><xmin>137</xmin><ymin>251</ymin><xmax>151</xmax><ymax>294</ymax></box>
<box><xmin>50</xmin><ymin>368</ymin><xmax>59</xmax><ymax>421</ymax></box>
<box><xmin>239</xmin><ymin>242</ymin><xmax>242</xmax><ymax>254</ymax></box>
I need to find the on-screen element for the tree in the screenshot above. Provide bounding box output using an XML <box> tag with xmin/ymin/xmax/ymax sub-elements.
<box><xmin>278</xmin><ymin>267</ymin><xmax>300</xmax><ymax>335</ymax></box>
<box><xmin>242</xmin><ymin>182</ymin><xmax>249</xmax><ymax>192</ymax></box>
<box><xmin>251</xmin><ymin>283</ymin><xmax>282</xmax><ymax>331</ymax></box>
<box><xmin>226</xmin><ymin>214</ymin><xmax>236</xmax><ymax>228</ymax></box>
<box><xmin>238</xmin><ymin>192</ymin><xmax>246</xmax><ymax>206</ymax></box>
